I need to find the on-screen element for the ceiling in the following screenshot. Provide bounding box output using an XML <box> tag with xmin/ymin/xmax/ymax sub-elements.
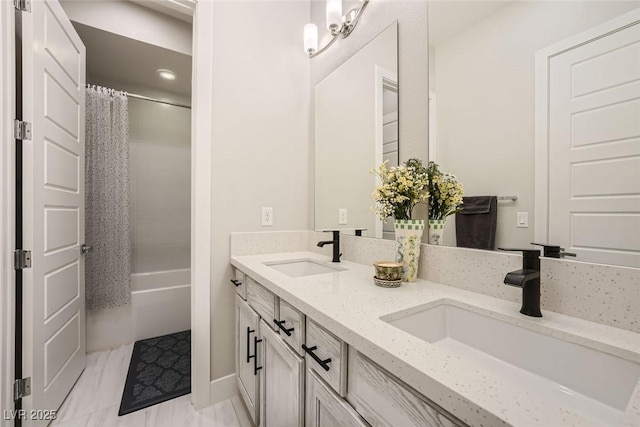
<box><xmin>428</xmin><ymin>1</ymin><xmax>513</xmax><ymax>46</ymax></box>
<box><xmin>129</xmin><ymin>0</ymin><xmax>195</xmax><ymax>23</ymax></box>
<box><xmin>73</xmin><ymin>22</ymin><xmax>192</xmax><ymax>98</ymax></box>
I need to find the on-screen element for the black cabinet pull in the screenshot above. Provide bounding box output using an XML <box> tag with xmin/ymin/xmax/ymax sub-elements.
<box><xmin>246</xmin><ymin>327</ymin><xmax>254</xmax><ymax>364</ymax></box>
<box><xmin>273</xmin><ymin>319</ymin><xmax>294</xmax><ymax>336</ymax></box>
<box><xmin>302</xmin><ymin>344</ymin><xmax>331</xmax><ymax>372</ymax></box>
<box><xmin>231</xmin><ymin>279</ymin><xmax>242</xmax><ymax>287</ymax></box>
<box><xmin>253</xmin><ymin>336</ymin><xmax>263</xmax><ymax>375</ymax></box>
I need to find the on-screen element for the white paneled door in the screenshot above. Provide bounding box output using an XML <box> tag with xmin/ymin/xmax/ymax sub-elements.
<box><xmin>21</xmin><ymin>0</ymin><xmax>86</xmax><ymax>424</ymax></box>
<box><xmin>546</xmin><ymin>15</ymin><xmax>640</xmax><ymax>268</ymax></box>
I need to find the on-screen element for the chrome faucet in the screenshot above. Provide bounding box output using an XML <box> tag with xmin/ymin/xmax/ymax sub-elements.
<box><xmin>317</xmin><ymin>231</ymin><xmax>342</xmax><ymax>263</ymax></box>
<box><xmin>499</xmin><ymin>248</ymin><xmax>543</xmax><ymax>317</ymax></box>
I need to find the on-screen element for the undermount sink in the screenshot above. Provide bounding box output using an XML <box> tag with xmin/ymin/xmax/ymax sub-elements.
<box><xmin>381</xmin><ymin>300</ymin><xmax>640</xmax><ymax>426</ymax></box>
<box><xmin>264</xmin><ymin>259</ymin><xmax>345</xmax><ymax>277</ymax></box>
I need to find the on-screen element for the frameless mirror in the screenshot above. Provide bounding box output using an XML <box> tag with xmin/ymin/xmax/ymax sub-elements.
<box><xmin>428</xmin><ymin>1</ymin><xmax>639</xmax><ymax>268</ymax></box>
<box><xmin>314</xmin><ymin>21</ymin><xmax>398</xmax><ymax>239</ymax></box>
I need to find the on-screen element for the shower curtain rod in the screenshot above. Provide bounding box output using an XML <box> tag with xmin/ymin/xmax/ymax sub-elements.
<box><xmin>127</xmin><ymin>92</ymin><xmax>192</xmax><ymax>110</ymax></box>
<box><xmin>86</xmin><ymin>84</ymin><xmax>191</xmax><ymax>109</ymax></box>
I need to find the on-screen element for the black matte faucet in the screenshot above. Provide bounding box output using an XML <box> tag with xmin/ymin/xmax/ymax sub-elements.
<box><xmin>317</xmin><ymin>231</ymin><xmax>342</xmax><ymax>263</ymax></box>
<box><xmin>499</xmin><ymin>248</ymin><xmax>542</xmax><ymax>317</ymax></box>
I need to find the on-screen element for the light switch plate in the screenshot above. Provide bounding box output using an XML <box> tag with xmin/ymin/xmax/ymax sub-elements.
<box><xmin>517</xmin><ymin>212</ymin><xmax>529</xmax><ymax>228</ymax></box>
<box><xmin>338</xmin><ymin>208</ymin><xmax>348</xmax><ymax>225</ymax></box>
<box><xmin>262</xmin><ymin>207</ymin><xmax>273</xmax><ymax>226</ymax></box>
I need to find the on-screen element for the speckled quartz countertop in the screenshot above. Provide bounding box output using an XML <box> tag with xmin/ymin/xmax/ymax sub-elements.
<box><xmin>231</xmin><ymin>251</ymin><xmax>640</xmax><ymax>427</ymax></box>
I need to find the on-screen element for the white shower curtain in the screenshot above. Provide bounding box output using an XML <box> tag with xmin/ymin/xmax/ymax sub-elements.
<box><xmin>85</xmin><ymin>86</ymin><xmax>131</xmax><ymax>311</ymax></box>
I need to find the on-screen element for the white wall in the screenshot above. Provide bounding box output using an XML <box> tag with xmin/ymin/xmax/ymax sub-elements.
<box><xmin>60</xmin><ymin>0</ymin><xmax>192</xmax><ymax>55</ymax></box>
<box><xmin>431</xmin><ymin>1</ymin><xmax>639</xmax><ymax>248</ymax></box>
<box><xmin>315</xmin><ymin>24</ymin><xmax>396</xmax><ymax>233</ymax></box>
<box><xmin>128</xmin><ymin>97</ymin><xmax>191</xmax><ymax>272</ymax></box>
<box><xmin>209</xmin><ymin>1</ymin><xmax>311</xmax><ymax>381</ymax></box>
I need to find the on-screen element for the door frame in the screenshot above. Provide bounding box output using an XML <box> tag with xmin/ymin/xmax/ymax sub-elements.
<box><xmin>534</xmin><ymin>8</ymin><xmax>640</xmax><ymax>244</ymax></box>
<box><xmin>0</xmin><ymin>0</ymin><xmax>216</xmax><ymax>415</ymax></box>
<box><xmin>0</xmin><ymin>0</ymin><xmax>17</xmax><ymax>424</ymax></box>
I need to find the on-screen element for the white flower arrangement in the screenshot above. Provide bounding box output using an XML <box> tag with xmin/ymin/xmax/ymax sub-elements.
<box><xmin>427</xmin><ymin>161</ymin><xmax>464</xmax><ymax>220</ymax></box>
<box><xmin>370</xmin><ymin>158</ymin><xmax>429</xmax><ymax>221</ymax></box>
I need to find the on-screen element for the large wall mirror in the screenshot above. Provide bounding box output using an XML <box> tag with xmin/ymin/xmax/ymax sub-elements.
<box><xmin>315</xmin><ymin>21</ymin><xmax>399</xmax><ymax>238</ymax></box>
<box><xmin>428</xmin><ymin>1</ymin><xmax>639</xmax><ymax>268</ymax></box>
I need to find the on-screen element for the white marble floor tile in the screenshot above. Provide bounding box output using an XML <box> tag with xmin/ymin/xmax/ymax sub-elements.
<box><xmin>51</xmin><ymin>405</ymin><xmax>145</xmax><ymax>427</ymax></box>
<box><xmin>145</xmin><ymin>395</ymin><xmax>241</xmax><ymax>427</ymax></box>
<box><xmin>53</xmin><ymin>344</ymin><xmax>242</xmax><ymax>427</ymax></box>
<box><xmin>55</xmin><ymin>344</ymin><xmax>133</xmax><ymax>424</ymax></box>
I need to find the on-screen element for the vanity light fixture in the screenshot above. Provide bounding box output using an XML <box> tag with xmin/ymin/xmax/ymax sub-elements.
<box><xmin>156</xmin><ymin>69</ymin><xmax>176</xmax><ymax>80</ymax></box>
<box><xmin>304</xmin><ymin>0</ymin><xmax>370</xmax><ymax>58</ymax></box>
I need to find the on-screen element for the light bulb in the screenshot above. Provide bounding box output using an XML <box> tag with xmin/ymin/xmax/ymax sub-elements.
<box><xmin>326</xmin><ymin>0</ymin><xmax>342</xmax><ymax>33</ymax></box>
<box><xmin>304</xmin><ymin>23</ymin><xmax>319</xmax><ymax>55</ymax></box>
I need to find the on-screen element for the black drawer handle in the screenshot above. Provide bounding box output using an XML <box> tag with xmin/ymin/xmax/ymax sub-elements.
<box><xmin>302</xmin><ymin>344</ymin><xmax>331</xmax><ymax>372</ymax></box>
<box><xmin>231</xmin><ymin>279</ymin><xmax>242</xmax><ymax>287</ymax></box>
<box><xmin>253</xmin><ymin>336</ymin><xmax>263</xmax><ymax>375</ymax></box>
<box><xmin>246</xmin><ymin>327</ymin><xmax>254</xmax><ymax>364</ymax></box>
<box><xmin>273</xmin><ymin>319</ymin><xmax>294</xmax><ymax>336</ymax></box>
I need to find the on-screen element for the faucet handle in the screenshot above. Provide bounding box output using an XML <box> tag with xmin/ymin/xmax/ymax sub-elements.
<box><xmin>498</xmin><ymin>248</ymin><xmax>541</xmax><ymax>259</ymax></box>
<box><xmin>531</xmin><ymin>243</ymin><xmax>577</xmax><ymax>259</ymax></box>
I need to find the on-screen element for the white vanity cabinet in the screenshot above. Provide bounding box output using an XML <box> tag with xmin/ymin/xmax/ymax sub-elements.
<box><xmin>347</xmin><ymin>349</ymin><xmax>466</xmax><ymax>427</ymax></box>
<box><xmin>231</xmin><ymin>266</ymin><xmax>247</xmax><ymax>300</ymax></box>
<box><xmin>236</xmin><ymin>296</ymin><xmax>261</xmax><ymax>425</ymax></box>
<box><xmin>306</xmin><ymin>370</ymin><xmax>369</xmax><ymax>427</ymax></box>
<box><xmin>259</xmin><ymin>319</ymin><xmax>305</xmax><ymax>426</ymax></box>
<box><xmin>233</xmin><ymin>268</ymin><xmax>467</xmax><ymax>427</ymax></box>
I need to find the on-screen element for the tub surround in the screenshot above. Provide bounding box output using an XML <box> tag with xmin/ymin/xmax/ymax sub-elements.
<box><xmin>230</xmin><ymin>231</ymin><xmax>639</xmax><ymax>333</ymax></box>
<box><xmin>231</xmin><ymin>249</ymin><xmax>640</xmax><ymax>426</ymax></box>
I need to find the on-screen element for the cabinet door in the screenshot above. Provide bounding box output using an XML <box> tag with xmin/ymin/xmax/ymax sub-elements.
<box><xmin>306</xmin><ymin>370</ymin><xmax>369</xmax><ymax>427</ymax></box>
<box><xmin>347</xmin><ymin>349</ymin><xmax>466</xmax><ymax>427</ymax></box>
<box><xmin>260</xmin><ymin>319</ymin><xmax>304</xmax><ymax>427</ymax></box>
<box><xmin>236</xmin><ymin>296</ymin><xmax>261</xmax><ymax>425</ymax></box>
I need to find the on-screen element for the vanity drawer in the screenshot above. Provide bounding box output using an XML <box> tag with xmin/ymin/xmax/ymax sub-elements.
<box><xmin>246</xmin><ymin>277</ymin><xmax>277</xmax><ymax>327</ymax></box>
<box><xmin>347</xmin><ymin>349</ymin><xmax>466</xmax><ymax>427</ymax></box>
<box><xmin>275</xmin><ymin>300</ymin><xmax>305</xmax><ymax>356</ymax></box>
<box><xmin>230</xmin><ymin>267</ymin><xmax>247</xmax><ymax>300</ymax></box>
<box><xmin>304</xmin><ymin>318</ymin><xmax>348</xmax><ymax>396</ymax></box>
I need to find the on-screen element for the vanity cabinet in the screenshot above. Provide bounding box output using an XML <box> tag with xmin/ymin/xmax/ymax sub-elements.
<box><xmin>233</xmin><ymin>268</ymin><xmax>467</xmax><ymax>427</ymax></box>
<box><xmin>231</xmin><ymin>267</ymin><xmax>247</xmax><ymax>300</ymax></box>
<box><xmin>347</xmin><ymin>349</ymin><xmax>465</xmax><ymax>427</ymax></box>
<box><xmin>306</xmin><ymin>369</ymin><xmax>369</xmax><ymax>427</ymax></box>
<box><xmin>247</xmin><ymin>276</ymin><xmax>277</xmax><ymax>326</ymax></box>
<box><xmin>259</xmin><ymin>319</ymin><xmax>305</xmax><ymax>426</ymax></box>
<box><xmin>236</xmin><ymin>296</ymin><xmax>261</xmax><ymax>425</ymax></box>
<box><xmin>304</xmin><ymin>318</ymin><xmax>348</xmax><ymax>397</ymax></box>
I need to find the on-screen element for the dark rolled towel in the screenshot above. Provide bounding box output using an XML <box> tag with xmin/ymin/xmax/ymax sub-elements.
<box><xmin>455</xmin><ymin>196</ymin><xmax>497</xmax><ymax>250</ymax></box>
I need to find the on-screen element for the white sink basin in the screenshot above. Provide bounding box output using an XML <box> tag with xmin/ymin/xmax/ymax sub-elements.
<box><xmin>264</xmin><ymin>259</ymin><xmax>344</xmax><ymax>277</ymax></box>
<box><xmin>381</xmin><ymin>300</ymin><xmax>640</xmax><ymax>426</ymax></box>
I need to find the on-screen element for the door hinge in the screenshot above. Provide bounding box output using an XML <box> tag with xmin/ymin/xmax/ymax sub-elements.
<box><xmin>14</xmin><ymin>120</ymin><xmax>32</xmax><ymax>141</ymax></box>
<box><xmin>13</xmin><ymin>378</ymin><xmax>31</xmax><ymax>401</ymax></box>
<box><xmin>13</xmin><ymin>0</ymin><xmax>31</xmax><ymax>12</ymax></box>
<box><xmin>14</xmin><ymin>250</ymin><xmax>32</xmax><ymax>270</ymax></box>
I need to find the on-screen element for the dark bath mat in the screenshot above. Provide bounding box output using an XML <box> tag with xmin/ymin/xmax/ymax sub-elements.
<box><xmin>118</xmin><ymin>330</ymin><xmax>191</xmax><ymax>415</ymax></box>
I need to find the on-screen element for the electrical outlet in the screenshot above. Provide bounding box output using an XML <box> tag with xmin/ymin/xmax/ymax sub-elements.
<box><xmin>262</xmin><ymin>207</ymin><xmax>273</xmax><ymax>226</ymax></box>
<box><xmin>338</xmin><ymin>208</ymin><xmax>348</xmax><ymax>225</ymax></box>
<box><xmin>517</xmin><ymin>212</ymin><xmax>529</xmax><ymax>228</ymax></box>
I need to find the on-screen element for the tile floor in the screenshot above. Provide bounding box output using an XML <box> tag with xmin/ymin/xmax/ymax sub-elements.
<box><xmin>52</xmin><ymin>344</ymin><xmax>250</xmax><ymax>427</ymax></box>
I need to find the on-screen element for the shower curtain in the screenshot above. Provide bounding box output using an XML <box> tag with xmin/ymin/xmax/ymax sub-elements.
<box><xmin>85</xmin><ymin>86</ymin><xmax>131</xmax><ymax>310</ymax></box>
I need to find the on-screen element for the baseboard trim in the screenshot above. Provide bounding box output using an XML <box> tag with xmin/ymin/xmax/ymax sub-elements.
<box><xmin>210</xmin><ymin>373</ymin><xmax>237</xmax><ymax>404</ymax></box>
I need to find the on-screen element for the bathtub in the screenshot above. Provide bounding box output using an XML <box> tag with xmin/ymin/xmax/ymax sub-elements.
<box><xmin>86</xmin><ymin>247</ymin><xmax>191</xmax><ymax>352</ymax></box>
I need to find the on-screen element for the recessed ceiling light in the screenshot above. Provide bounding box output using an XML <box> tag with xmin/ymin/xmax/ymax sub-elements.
<box><xmin>157</xmin><ymin>69</ymin><xmax>176</xmax><ymax>80</ymax></box>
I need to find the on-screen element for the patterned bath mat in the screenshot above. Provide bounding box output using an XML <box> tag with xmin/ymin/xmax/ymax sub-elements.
<box><xmin>119</xmin><ymin>330</ymin><xmax>191</xmax><ymax>415</ymax></box>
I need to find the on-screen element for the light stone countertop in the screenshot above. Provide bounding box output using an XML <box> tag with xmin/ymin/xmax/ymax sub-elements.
<box><xmin>231</xmin><ymin>251</ymin><xmax>640</xmax><ymax>427</ymax></box>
